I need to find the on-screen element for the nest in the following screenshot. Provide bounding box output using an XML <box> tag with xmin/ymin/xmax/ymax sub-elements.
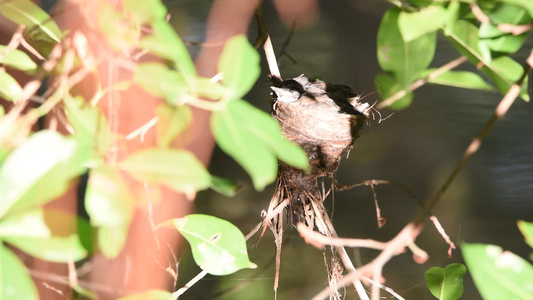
<box><xmin>269</xmin><ymin>74</ymin><xmax>369</xmax><ymax>229</ymax></box>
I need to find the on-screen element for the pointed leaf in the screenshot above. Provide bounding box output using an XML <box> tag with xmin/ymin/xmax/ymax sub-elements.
<box><xmin>461</xmin><ymin>242</ymin><xmax>533</xmax><ymax>300</ymax></box>
<box><xmin>444</xmin><ymin>20</ymin><xmax>529</xmax><ymax>101</ymax></box>
<box><xmin>218</xmin><ymin>35</ymin><xmax>260</xmax><ymax>100</ymax></box>
<box><xmin>0</xmin><ymin>0</ymin><xmax>62</xmax><ymax>43</ymax></box>
<box><xmin>134</xmin><ymin>62</ymin><xmax>188</xmax><ymax>105</ymax></box>
<box><xmin>85</xmin><ymin>167</ymin><xmax>134</xmax><ymax>227</ymax></box>
<box><xmin>162</xmin><ymin>214</ymin><xmax>256</xmax><ymax>275</ymax></box>
<box><xmin>97</xmin><ymin>224</ymin><xmax>129</xmax><ymax>259</ymax></box>
<box><xmin>0</xmin><ymin>245</ymin><xmax>39</xmax><ymax>300</ymax></box>
<box><xmin>377</xmin><ymin>7</ymin><xmax>437</xmax><ymax>88</ymax></box>
<box><xmin>155</xmin><ymin>103</ymin><xmax>192</xmax><ymax>148</ymax></box>
<box><xmin>424</xmin><ymin>69</ymin><xmax>494</xmax><ymax>91</ymax></box>
<box><xmin>398</xmin><ymin>6</ymin><xmax>448</xmax><ymax>42</ymax></box>
<box><xmin>211</xmin><ymin>100</ymin><xmax>309</xmax><ymax>190</ymax></box>
<box><xmin>141</xmin><ymin>20</ymin><xmax>196</xmax><ymax>79</ymax></box>
<box><xmin>0</xmin><ymin>131</ymin><xmax>87</xmax><ymax>218</ymax></box>
<box><xmin>517</xmin><ymin>220</ymin><xmax>533</xmax><ymax>249</ymax></box>
<box><xmin>5</xmin><ymin>235</ymin><xmax>87</xmax><ymax>263</ymax></box>
<box><xmin>0</xmin><ymin>45</ymin><xmax>37</xmax><ymax>71</ymax></box>
<box><xmin>0</xmin><ymin>209</ymin><xmax>50</xmax><ymax>238</ymax></box>
<box><xmin>0</xmin><ymin>70</ymin><xmax>22</xmax><ymax>101</ymax></box>
<box><xmin>118</xmin><ymin>148</ymin><xmax>211</xmax><ymax>193</ymax></box>
<box><xmin>210</xmin><ymin>176</ymin><xmax>241</xmax><ymax>197</ymax></box>
<box><xmin>425</xmin><ymin>263</ymin><xmax>466</xmax><ymax>300</ymax></box>
<box><xmin>123</xmin><ymin>0</ymin><xmax>167</xmax><ymax>24</ymax></box>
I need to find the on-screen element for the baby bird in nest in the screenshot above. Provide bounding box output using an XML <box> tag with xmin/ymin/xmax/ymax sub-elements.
<box><xmin>268</xmin><ymin>74</ymin><xmax>369</xmax><ymax>230</ymax></box>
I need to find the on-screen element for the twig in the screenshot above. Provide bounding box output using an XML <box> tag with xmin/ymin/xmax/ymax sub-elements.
<box><xmin>429</xmin><ymin>215</ymin><xmax>456</xmax><ymax>257</ymax></box>
<box><xmin>0</xmin><ymin>25</ymin><xmax>25</xmax><ymax>62</ymax></box>
<box><xmin>297</xmin><ymin>223</ymin><xmax>388</xmax><ymax>250</ymax></box>
<box><xmin>498</xmin><ymin>23</ymin><xmax>533</xmax><ymax>35</ymax></box>
<box><xmin>172</xmin><ymin>270</ymin><xmax>209</xmax><ymax>299</ymax></box>
<box><xmin>370</xmin><ymin>183</ymin><xmax>385</xmax><ymax>228</ymax></box>
<box><xmin>254</xmin><ymin>5</ymin><xmax>281</xmax><ymax>79</ymax></box>
<box><xmin>377</xmin><ymin>56</ymin><xmax>467</xmax><ymax>109</ymax></box>
<box><xmin>469</xmin><ymin>3</ymin><xmax>490</xmax><ymax>24</ymax></box>
<box><xmin>412</xmin><ymin>49</ymin><xmax>533</xmax><ymax>224</ymax></box>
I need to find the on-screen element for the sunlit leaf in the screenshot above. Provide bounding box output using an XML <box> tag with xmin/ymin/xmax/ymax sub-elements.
<box><xmin>398</xmin><ymin>5</ymin><xmax>448</xmax><ymax>42</ymax></box>
<box><xmin>425</xmin><ymin>263</ymin><xmax>466</xmax><ymax>300</ymax></box>
<box><xmin>0</xmin><ymin>0</ymin><xmax>62</xmax><ymax>43</ymax></box>
<box><xmin>196</xmin><ymin>77</ymin><xmax>226</xmax><ymax>100</ymax></box>
<box><xmin>444</xmin><ymin>20</ymin><xmax>529</xmax><ymax>101</ymax></box>
<box><xmin>211</xmin><ymin>99</ymin><xmax>309</xmax><ymax>190</ymax></box>
<box><xmin>377</xmin><ymin>7</ymin><xmax>436</xmax><ymax>88</ymax></box>
<box><xmin>5</xmin><ymin>235</ymin><xmax>87</xmax><ymax>263</ymax></box>
<box><xmin>118</xmin><ymin>148</ymin><xmax>211</xmax><ymax>193</ymax></box>
<box><xmin>141</xmin><ymin>20</ymin><xmax>196</xmax><ymax>79</ymax></box>
<box><xmin>0</xmin><ymin>70</ymin><xmax>22</xmax><ymax>101</ymax></box>
<box><xmin>123</xmin><ymin>0</ymin><xmax>167</xmax><ymax>24</ymax></box>
<box><xmin>210</xmin><ymin>176</ymin><xmax>241</xmax><ymax>197</ymax></box>
<box><xmin>96</xmin><ymin>2</ymin><xmax>139</xmax><ymax>51</ymax></box>
<box><xmin>0</xmin><ymin>131</ymin><xmax>87</xmax><ymax>218</ymax></box>
<box><xmin>517</xmin><ymin>220</ymin><xmax>533</xmax><ymax>249</ymax></box>
<box><xmin>155</xmin><ymin>103</ymin><xmax>192</xmax><ymax>148</ymax></box>
<box><xmin>134</xmin><ymin>62</ymin><xmax>188</xmax><ymax>105</ymax></box>
<box><xmin>85</xmin><ymin>167</ymin><xmax>134</xmax><ymax>227</ymax></box>
<box><xmin>0</xmin><ymin>245</ymin><xmax>38</xmax><ymax>300</ymax></box>
<box><xmin>0</xmin><ymin>45</ymin><xmax>37</xmax><ymax>71</ymax></box>
<box><xmin>162</xmin><ymin>214</ymin><xmax>256</xmax><ymax>275</ymax></box>
<box><xmin>0</xmin><ymin>209</ymin><xmax>50</xmax><ymax>238</ymax></box>
<box><xmin>98</xmin><ymin>224</ymin><xmax>129</xmax><ymax>259</ymax></box>
<box><xmin>423</xmin><ymin>69</ymin><xmax>494</xmax><ymax>91</ymax></box>
<box><xmin>462</xmin><ymin>242</ymin><xmax>533</xmax><ymax>300</ymax></box>
<box><xmin>118</xmin><ymin>289</ymin><xmax>172</xmax><ymax>300</ymax></box>
<box><xmin>218</xmin><ymin>35</ymin><xmax>260</xmax><ymax>100</ymax></box>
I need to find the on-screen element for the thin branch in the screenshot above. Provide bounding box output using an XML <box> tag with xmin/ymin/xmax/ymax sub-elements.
<box><xmin>0</xmin><ymin>25</ymin><xmax>25</xmax><ymax>62</ymax></box>
<box><xmin>498</xmin><ymin>23</ymin><xmax>533</xmax><ymax>35</ymax></box>
<box><xmin>412</xmin><ymin>49</ymin><xmax>533</xmax><ymax>224</ymax></box>
<box><xmin>254</xmin><ymin>4</ymin><xmax>281</xmax><ymax>79</ymax></box>
<box><xmin>297</xmin><ymin>223</ymin><xmax>388</xmax><ymax>250</ymax></box>
<box><xmin>172</xmin><ymin>270</ymin><xmax>209</xmax><ymax>299</ymax></box>
<box><xmin>377</xmin><ymin>56</ymin><xmax>467</xmax><ymax>109</ymax></box>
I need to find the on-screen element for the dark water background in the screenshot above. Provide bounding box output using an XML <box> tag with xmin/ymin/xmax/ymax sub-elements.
<box><xmin>167</xmin><ymin>1</ymin><xmax>533</xmax><ymax>299</ymax></box>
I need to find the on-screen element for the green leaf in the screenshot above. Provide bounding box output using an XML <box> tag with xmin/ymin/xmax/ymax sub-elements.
<box><xmin>97</xmin><ymin>224</ymin><xmax>129</xmax><ymax>259</ymax></box>
<box><xmin>425</xmin><ymin>263</ymin><xmax>466</xmax><ymax>300</ymax></box>
<box><xmin>218</xmin><ymin>35</ymin><xmax>261</xmax><ymax>100</ymax></box>
<box><xmin>134</xmin><ymin>62</ymin><xmax>188</xmax><ymax>105</ymax></box>
<box><xmin>424</xmin><ymin>69</ymin><xmax>494</xmax><ymax>91</ymax></box>
<box><xmin>196</xmin><ymin>77</ymin><xmax>226</xmax><ymax>100</ymax></box>
<box><xmin>375</xmin><ymin>72</ymin><xmax>413</xmax><ymax>110</ymax></box>
<box><xmin>398</xmin><ymin>6</ymin><xmax>448</xmax><ymax>42</ymax></box>
<box><xmin>0</xmin><ymin>70</ymin><xmax>22</xmax><ymax>101</ymax></box>
<box><xmin>444</xmin><ymin>20</ymin><xmax>529</xmax><ymax>101</ymax></box>
<box><xmin>141</xmin><ymin>20</ymin><xmax>196</xmax><ymax>79</ymax></box>
<box><xmin>96</xmin><ymin>2</ymin><xmax>139</xmax><ymax>51</ymax></box>
<box><xmin>162</xmin><ymin>214</ymin><xmax>256</xmax><ymax>275</ymax></box>
<box><xmin>518</xmin><ymin>220</ymin><xmax>533</xmax><ymax>249</ymax></box>
<box><xmin>377</xmin><ymin>7</ymin><xmax>437</xmax><ymax>88</ymax></box>
<box><xmin>461</xmin><ymin>242</ymin><xmax>533</xmax><ymax>300</ymax></box>
<box><xmin>499</xmin><ymin>0</ymin><xmax>533</xmax><ymax>17</ymax></box>
<box><xmin>0</xmin><ymin>245</ymin><xmax>39</xmax><ymax>300</ymax></box>
<box><xmin>0</xmin><ymin>45</ymin><xmax>37</xmax><ymax>71</ymax></box>
<box><xmin>123</xmin><ymin>0</ymin><xmax>167</xmax><ymax>24</ymax></box>
<box><xmin>479</xmin><ymin>22</ymin><xmax>529</xmax><ymax>58</ymax></box>
<box><xmin>0</xmin><ymin>0</ymin><xmax>62</xmax><ymax>43</ymax></box>
<box><xmin>490</xmin><ymin>3</ymin><xmax>532</xmax><ymax>25</ymax></box>
<box><xmin>64</xmin><ymin>96</ymin><xmax>112</xmax><ymax>156</ymax></box>
<box><xmin>0</xmin><ymin>131</ymin><xmax>87</xmax><ymax>218</ymax></box>
<box><xmin>210</xmin><ymin>176</ymin><xmax>241</xmax><ymax>197</ymax></box>
<box><xmin>118</xmin><ymin>148</ymin><xmax>211</xmax><ymax>193</ymax></box>
<box><xmin>155</xmin><ymin>103</ymin><xmax>192</xmax><ymax>148</ymax></box>
<box><xmin>85</xmin><ymin>167</ymin><xmax>134</xmax><ymax>227</ymax></box>
<box><xmin>0</xmin><ymin>209</ymin><xmax>50</xmax><ymax>238</ymax></box>
<box><xmin>211</xmin><ymin>99</ymin><xmax>309</xmax><ymax>190</ymax></box>
<box><xmin>5</xmin><ymin>235</ymin><xmax>87</xmax><ymax>263</ymax></box>
<box><xmin>118</xmin><ymin>289</ymin><xmax>172</xmax><ymax>300</ymax></box>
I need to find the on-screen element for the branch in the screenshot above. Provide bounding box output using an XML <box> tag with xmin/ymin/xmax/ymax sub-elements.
<box><xmin>297</xmin><ymin>223</ymin><xmax>388</xmax><ymax>250</ymax></box>
<box><xmin>377</xmin><ymin>56</ymin><xmax>467</xmax><ymax>109</ymax></box>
